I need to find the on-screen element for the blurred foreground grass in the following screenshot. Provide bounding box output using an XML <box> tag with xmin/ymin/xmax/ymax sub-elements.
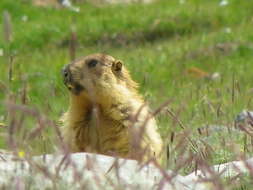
<box><xmin>1</xmin><ymin>0</ymin><xmax>253</xmax><ymax>180</ymax></box>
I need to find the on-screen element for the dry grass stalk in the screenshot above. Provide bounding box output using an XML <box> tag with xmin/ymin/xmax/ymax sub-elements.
<box><xmin>3</xmin><ymin>11</ymin><xmax>12</xmax><ymax>43</ymax></box>
<box><xmin>69</xmin><ymin>28</ymin><xmax>77</xmax><ymax>62</ymax></box>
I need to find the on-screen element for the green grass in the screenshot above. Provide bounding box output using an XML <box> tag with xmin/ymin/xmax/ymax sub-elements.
<box><xmin>1</xmin><ymin>0</ymin><xmax>253</xmax><ymax>181</ymax></box>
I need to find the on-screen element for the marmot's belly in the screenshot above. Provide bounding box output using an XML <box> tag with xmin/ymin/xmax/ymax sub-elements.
<box><xmin>75</xmin><ymin>119</ymin><xmax>130</xmax><ymax>157</ymax></box>
<box><xmin>99</xmin><ymin>120</ymin><xmax>130</xmax><ymax>156</ymax></box>
<box><xmin>100</xmin><ymin>127</ymin><xmax>129</xmax><ymax>156</ymax></box>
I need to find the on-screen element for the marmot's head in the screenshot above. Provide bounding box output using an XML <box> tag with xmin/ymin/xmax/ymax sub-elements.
<box><xmin>62</xmin><ymin>53</ymin><xmax>138</xmax><ymax>100</ymax></box>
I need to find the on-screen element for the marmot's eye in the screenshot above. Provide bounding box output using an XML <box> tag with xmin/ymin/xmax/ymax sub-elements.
<box><xmin>87</xmin><ymin>59</ymin><xmax>98</xmax><ymax>68</ymax></box>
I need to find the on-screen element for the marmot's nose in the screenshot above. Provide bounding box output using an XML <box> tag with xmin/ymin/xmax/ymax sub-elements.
<box><xmin>62</xmin><ymin>64</ymin><xmax>70</xmax><ymax>79</ymax></box>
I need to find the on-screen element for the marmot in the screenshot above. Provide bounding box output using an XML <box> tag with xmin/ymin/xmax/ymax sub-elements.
<box><xmin>60</xmin><ymin>53</ymin><xmax>164</xmax><ymax>165</ymax></box>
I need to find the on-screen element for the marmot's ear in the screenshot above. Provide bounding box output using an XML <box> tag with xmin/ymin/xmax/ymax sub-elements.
<box><xmin>112</xmin><ymin>60</ymin><xmax>122</xmax><ymax>72</ymax></box>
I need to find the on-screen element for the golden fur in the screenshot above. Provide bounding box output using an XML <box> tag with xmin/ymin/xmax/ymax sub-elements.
<box><xmin>60</xmin><ymin>53</ymin><xmax>164</xmax><ymax>164</ymax></box>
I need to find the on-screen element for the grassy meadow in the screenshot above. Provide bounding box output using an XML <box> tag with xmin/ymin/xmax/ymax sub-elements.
<box><xmin>1</xmin><ymin>0</ymin><xmax>253</xmax><ymax>187</ymax></box>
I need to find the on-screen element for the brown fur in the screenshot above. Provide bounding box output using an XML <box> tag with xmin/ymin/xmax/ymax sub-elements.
<box><xmin>33</xmin><ymin>0</ymin><xmax>60</xmax><ymax>7</ymax></box>
<box><xmin>60</xmin><ymin>53</ymin><xmax>164</xmax><ymax>164</ymax></box>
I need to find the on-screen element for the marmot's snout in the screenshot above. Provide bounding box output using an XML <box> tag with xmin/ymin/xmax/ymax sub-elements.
<box><xmin>62</xmin><ymin>64</ymin><xmax>73</xmax><ymax>89</ymax></box>
<box><xmin>62</xmin><ymin>64</ymin><xmax>84</xmax><ymax>95</ymax></box>
<box><xmin>62</xmin><ymin>64</ymin><xmax>70</xmax><ymax>84</ymax></box>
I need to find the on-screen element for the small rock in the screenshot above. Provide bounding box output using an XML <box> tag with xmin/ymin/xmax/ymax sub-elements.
<box><xmin>219</xmin><ymin>0</ymin><xmax>228</xmax><ymax>6</ymax></box>
<box><xmin>179</xmin><ymin>0</ymin><xmax>185</xmax><ymax>4</ymax></box>
<box><xmin>21</xmin><ymin>15</ymin><xmax>28</xmax><ymax>22</ymax></box>
<box><xmin>0</xmin><ymin>49</ymin><xmax>3</xmax><ymax>56</ymax></box>
<box><xmin>210</xmin><ymin>72</ymin><xmax>220</xmax><ymax>80</ymax></box>
<box><xmin>33</xmin><ymin>0</ymin><xmax>80</xmax><ymax>12</ymax></box>
<box><xmin>224</xmin><ymin>27</ymin><xmax>232</xmax><ymax>34</ymax></box>
<box><xmin>61</xmin><ymin>0</ymin><xmax>80</xmax><ymax>12</ymax></box>
<box><xmin>235</xmin><ymin>110</ymin><xmax>253</xmax><ymax>123</ymax></box>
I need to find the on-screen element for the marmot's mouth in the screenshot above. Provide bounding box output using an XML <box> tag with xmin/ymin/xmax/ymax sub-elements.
<box><xmin>72</xmin><ymin>83</ymin><xmax>85</xmax><ymax>95</ymax></box>
<box><xmin>66</xmin><ymin>84</ymin><xmax>74</xmax><ymax>91</ymax></box>
<box><xmin>64</xmin><ymin>81</ymin><xmax>85</xmax><ymax>95</ymax></box>
<box><xmin>62</xmin><ymin>64</ymin><xmax>85</xmax><ymax>95</ymax></box>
